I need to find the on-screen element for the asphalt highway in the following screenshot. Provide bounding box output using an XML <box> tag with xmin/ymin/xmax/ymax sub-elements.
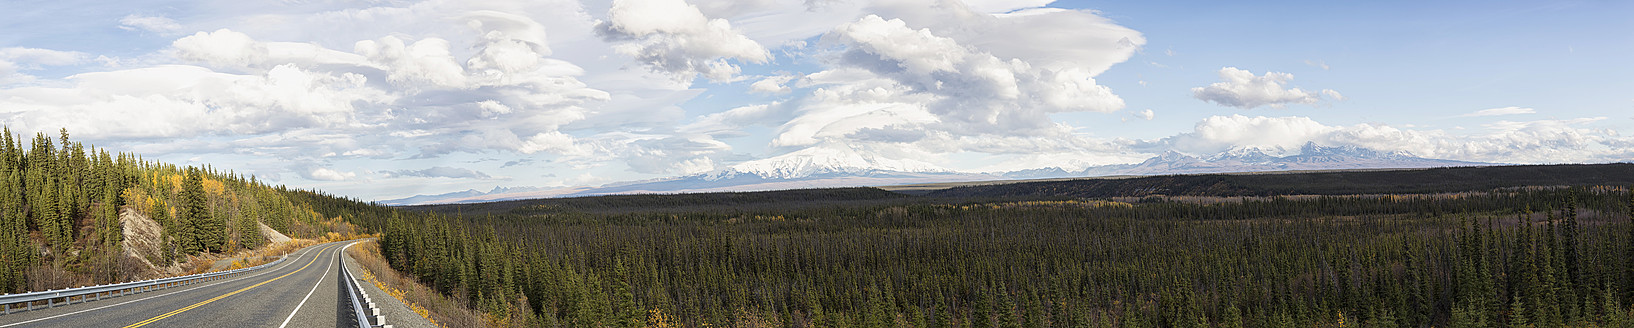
<box><xmin>0</xmin><ymin>241</ymin><xmax>367</xmax><ymax>328</ymax></box>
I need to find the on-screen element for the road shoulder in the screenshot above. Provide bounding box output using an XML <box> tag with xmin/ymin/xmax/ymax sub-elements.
<box><xmin>342</xmin><ymin>242</ymin><xmax>437</xmax><ymax>328</ymax></box>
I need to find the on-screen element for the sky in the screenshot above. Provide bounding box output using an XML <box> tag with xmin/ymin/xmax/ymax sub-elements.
<box><xmin>0</xmin><ymin>0</ymin><xmax>1630</xmax><ymax>201</ymax></box>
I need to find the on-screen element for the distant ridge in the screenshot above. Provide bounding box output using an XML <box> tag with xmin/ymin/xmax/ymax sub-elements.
<box><xmin>383</xmin><ymin>143</ymin><xmax>1493</xmax><ymax>205</ymax></box>
<box><xmin>924</xmin><ymin>163</ymin><xmax>1634</xmax><ymax>198</ymax></box>
<box><xmin>400</xmin><ymin>163</ymin><xmax>1634</xmax><ymax>217</ymax></box>
<box><xmin>1007</xmin><ymin>142</ymin><xmax>1486</xmax><ymax>179</ymax></box>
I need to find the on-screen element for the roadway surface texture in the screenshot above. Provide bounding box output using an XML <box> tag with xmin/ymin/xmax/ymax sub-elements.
<box><xmin>0</xmin><ymin>240</ymin><xmax>428</xmax><ymax>328</ymax></box>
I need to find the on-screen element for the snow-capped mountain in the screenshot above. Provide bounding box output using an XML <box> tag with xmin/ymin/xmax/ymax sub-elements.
<box><xmin>1015</xmin><ymin>142</ymin><xmax>1485</xmax><ymax>179</ymax></box>
<box><xmin>383</xmin><ymin>145</ymin><xmax>991</xmax><ymax>205</ymax></box>
<box><xmin>381</xmin><ymin>186</ymin><xmax>564</xmax><ymax>206</ymax></box>
<box><xmin>385</xmin><ymin>142</ymin><xmax>1488</xmax><ymax>205</ymax></box>
<box><xmin>706</xmin><ymin>145</ymin><xmax>950</xmax><ymax>180</ymax></box>
<box><xmin>588</xmin><ymin>145</ymin><xmax>989</xmax><ymax>195</ymax></box>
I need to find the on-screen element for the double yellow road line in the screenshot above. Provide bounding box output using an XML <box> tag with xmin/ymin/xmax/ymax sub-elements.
<box><xmin>122</xmin><ymin>243</ymin><xmax>338</xmax><ymax>328</ymax></box>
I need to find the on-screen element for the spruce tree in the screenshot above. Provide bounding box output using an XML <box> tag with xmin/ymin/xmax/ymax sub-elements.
<box><xmin>236</xmin><ymin>202</ymin><xmax>260</xmax><ymax>250</ymax></box>
<box><xmin>178</xmin><ymin>168</ymin><xmax>210</xmax><ymax>254</ymax></box>
<box><xmin>610</xmin><ymin>258</ymin><xmax>642</xmax><ymax>328</ymax></box>
<box><xmin>1627</xmin><ymin>186</ymin><xmax>1634</xmax><ymax>306</ymax></box>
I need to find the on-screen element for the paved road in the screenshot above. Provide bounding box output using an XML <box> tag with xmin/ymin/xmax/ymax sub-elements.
<box><xmin>0</xmin><ymin>241</ymin><xmax>367</xmax><ymax>328</ymax></box>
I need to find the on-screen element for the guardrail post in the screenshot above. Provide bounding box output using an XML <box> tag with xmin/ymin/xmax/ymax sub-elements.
<box><xmin>0</xmin><ymin>243</ymin><xmax>302</xmax><ymax>316</ymax></box>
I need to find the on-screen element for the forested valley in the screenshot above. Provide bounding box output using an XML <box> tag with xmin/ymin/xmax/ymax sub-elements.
<box><xmin>7</xmin><ymin>127</ymin><xmax>1634</xmax><ymax>328</ymax></box>
<box><xmin>0</xmin><ymin>127</ymin><xmax>377</xmax><ymax>292</ymax></box>
<box><xmin>384</xmin><ymin>169</ymin><xmax>1634</xmax><ymax>328</ymax></box>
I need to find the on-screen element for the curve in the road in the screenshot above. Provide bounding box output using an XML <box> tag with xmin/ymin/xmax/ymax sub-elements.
<box><xmin>0</xmin><ymin>241</ymin><xmax>348</xmax><ymax>328</ymax></box>
<box><xmin>278</xmin><ymin>241</ymin><xmax>343</xmax><ymax>328</ymax></box>
<box><xmin>121</xmin><ymin>243</ymin><xmax>339</xmax><ymax>328</ymax></box>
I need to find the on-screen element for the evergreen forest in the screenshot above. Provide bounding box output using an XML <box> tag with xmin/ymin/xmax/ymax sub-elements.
<box><xmin>386</xmin><ymin>175</ymin><xmax>1634</xmax><ymax>327</ymax></box>
<box><xmin>0</xmin><ymin>127</ymin><xmax>379</xmax><ymax>292</ymax></box>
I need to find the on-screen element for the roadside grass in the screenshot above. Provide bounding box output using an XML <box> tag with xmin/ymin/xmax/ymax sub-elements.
<box><xmin>349</xmin><ymin>239</ymin><xmax>484</xmax><ymax>328</ymax></box>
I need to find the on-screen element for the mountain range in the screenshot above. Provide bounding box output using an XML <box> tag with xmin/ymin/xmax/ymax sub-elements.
<box><xmin>381</xmin><ymin>142</ymin><xmax>1488</xmax><ymax>205</ymax></box>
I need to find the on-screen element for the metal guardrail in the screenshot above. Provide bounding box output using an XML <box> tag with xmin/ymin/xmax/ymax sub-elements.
<box><xmin>0</xmin><ymin>253</ymin><xmax>289</xmax><ymax>315</ymax></box>
<box><xmin>340</xmin><ymin>242</ymin><xmax>389</xmax><ymax>328</ymax></box>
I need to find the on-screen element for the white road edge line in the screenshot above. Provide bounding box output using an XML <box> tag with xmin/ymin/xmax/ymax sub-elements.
<box><xmin>278</xmin><ymin>241</ymin><xmax>354</xmax><ymax>328</ymax></box>
<box><xmin>0</xmin><ymin>242</ymin><xmax>331</xmax><ymax>328</ymax></box>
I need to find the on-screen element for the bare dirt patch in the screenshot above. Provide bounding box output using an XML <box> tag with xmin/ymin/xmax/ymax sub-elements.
<box><xmin>260</xmin><ymin>222</ymin><xmax>292</xmax><ymax>244</ymax></box>
<box><xmin>118</xmin><ymin>206</ymin><xmax>165</xmax><ymax>277</ymax></box>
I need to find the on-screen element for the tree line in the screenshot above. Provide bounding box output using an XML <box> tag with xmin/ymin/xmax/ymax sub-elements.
<box><xmin>0</xmin><ymin>127</ymin><xmax>372</xmax><ymax>292</ymax></box>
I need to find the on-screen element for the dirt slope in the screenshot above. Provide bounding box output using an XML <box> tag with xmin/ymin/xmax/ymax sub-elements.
<box><xmin>259</xmin><ymin>222</ymin><xmax>291</xmax><ymax>244</ymax></box>
<box><xmin>118</xmin><ymin>206</ymin><xmax>163</xmax><ymax>274</ymax></box>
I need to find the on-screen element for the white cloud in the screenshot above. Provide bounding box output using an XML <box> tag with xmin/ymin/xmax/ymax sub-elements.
<box><xmin>784</xmin><ymin>11</ymin><xmax>1136</xmax><ymax>142</ymax></box>
<box><xmin>173</xmin><ymin>29</ymin><xmax>270</xmax><ymax>70</ymax></box>
<box><xmin>959</xmin><ymin>0</ymin><xmax>1057</xmax><ymax>14</ymax></box>
<box><xmin>1156</xmin><ymin>114</ymin><xmax>1631</xmax><ymax>164</ymax></box>
<box><xmin>597</xmin><ymin>0</ymin><xmax>770</xmax><ymax>82</ymax></box>
<box><xmin>680</xmin><ymin>102</ymin><xmax>788</xmax><ymax>137</ymax></box>
<box><xmin>1192</xmin><ymin>67</ymin><xmax>1341</xmax><ymax>109</ymax></box>
<box><xmin>643</xmin><ymin>3</ymin><xmax>1148</xmax><ymax>174</ymax></box>
<box><xmin>304</xmin><ymin>167</ymin><xmax>357</xmax><ymax>181</ymax></box>
<box><xmin>20</xmin><ymin>0</ymin><xmax>1621</xmax><ymax>201</ymax></box>
<box><xmin>354</xmin><ymin>36</ymin><xmax>467</xmax><ymax>87</ymax></box>
<box><xmin>0</xmin><ymin>64</ymin><xmax>388</xmax><ymax>138</ymax></box>
<box><xmin>0</xmin><ymin>47</ymin><xmax>87</xmax><ymax>66</ymax></box>
<box><xmin>384</xmin><ymin>166</ymin><xmax>494</xmax><ymax>179</ymax></box>
<box><xmin>119</xmin><ymin>14</ymin><xmax>184</xmax><ymax>34</ymax></box>
<box><xmin>518</xmin><ymin>131</ymin><xmax>590</xmax><ymax>156</ymax></box>
<box><xmin>1163</xmin><ymin>115</ymin><xmax>1334</xmax><ymax>155</ymax></box>
<box><xmin>2</xmin><ymin>12</ymin><xmax>615</xmax><ymax>179</ymax></box>
<box><xmin>1462</xmin><ymin>106</ymin><xmax>1536</xmax><ymax>117</ymax></box>
<box><xmin>477</xmin><ymin>100</ymin><xmax>514</xmax><ymax>117</ymax></box>
<box><xmin>748</xmin><ymin>74</ymin><xmax>794</xmax><ymax>94</ymax></box>
<box><xmin>0</xmin><ymin>47</ymin><xmax>89</xmax><ymax>84</ymax></box>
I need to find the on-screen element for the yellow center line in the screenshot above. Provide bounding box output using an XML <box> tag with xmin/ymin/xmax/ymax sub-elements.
<box><xmin>121</xmin><ymin>243</ymin><xmax>338</xmax><ymax>328</ymax></box>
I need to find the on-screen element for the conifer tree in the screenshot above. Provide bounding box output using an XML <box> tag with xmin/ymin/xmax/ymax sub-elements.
<box><xmin>25</xmin><ymin>132</ymin><xmax>53</xmax><ymax>233</ymax></box>
<box><xmin>1627</xmin><ymin>187</ymin><xmax>1634</xmax><ymax>306</ymax></box>
<box><xmin>610</xmin><ymin>257</ymin><xmax>642</xmax><ymax>328</ymax></box>
<box><xmin>1220</xmin><ymin>304</ymin><xmax>1244</xmax><ymax>328</ymax></box>
<box><xmin>236</xmin><ymin>201</ymin><xmax>261</xmax><ymax>250</ymax></box>
<box><xmin>178</xmin><ymin>168</ymin><xmax>210</xmax><ymax>254</ymax></box>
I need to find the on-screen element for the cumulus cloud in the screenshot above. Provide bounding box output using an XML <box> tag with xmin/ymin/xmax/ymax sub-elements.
<box><xmin>1155</xmin><ymin>114</ymin><xmax>1631</xmax><ymax>164</ymax></box>
<box><xmin>680</xmin><ymin>102</ymin><xmax>790</xmax><ymax>137</ymax></box>
<box><xmin>1462</xmin><ymin>106</ymin><xmax>1536</xmax><ymax>117</ymax></box>
<box><xmin>119</xmin><ymin>14</ymin><xmax>184</xmax><ymax>34</ymax></box>
<box><xmin>0</xmin><ymin>47</ymin><xmax>89</xmax><ymax>84</ymax></box>
<box><xmin>0</xmin><ymin>6</ymin><xmax>618</xmax><ymax>190</ymax></box>
<box><xmin>303</xmin><ymin>167</ymin><xmax>358</xmax><ymax>181</ymax></box>
<box><xmin>597</xmin><ymin>0</ymin><xmax>770</xmax><ymax>82</ymax></box>
<box><xmin>173</xmin><ymin>29</ymin><xmax>271</xmax><ymax>69</ymax></box>
<box><xmin>18</xmin><ymin>0</ymin><xmax>1621</xmax><ymax>201</ymax></box>
<box><xmin>384</xmin><ymin>166</ymin><xmax>494</xmax><ymax>179</ymax></box>
<box><xmin>748</xmin><ymin>74</ymin><xmax>794</xmax><ymax>94</ymax></box>
<box><xmin>1131</xmin><ymin>109</ymin><xmax>1154</xmax><ymax>121</ymax></box>
<box><xmin>638</xmin><ymin>2</ymin><xmax>1148</xmax><ymax>173</ymax></box>
<box><xmin>518</xmin><ymin>131</ymin><xmax>591</xmax><ymax>156</ymax></box>
<box><xmin>771</xmin><ymin>10</ymin><xmax>1139</xmax><ymax>146</ymax></box>
<box><xmin>1192</xmin><ymin>67</ymin><xmax>1341</xmax><ymax>109</ymax></box>
<box><xmin>0</xmin><ymin>64</ymin><xmax>387</xmax><ymax>138</ymax></box>
<box><xmin>1162</xmin><ymin>115</ymin><xmax>1335</xmax><ymax>155</ymax></box>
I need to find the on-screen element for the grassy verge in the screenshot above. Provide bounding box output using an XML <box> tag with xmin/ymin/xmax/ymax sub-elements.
<box><xmin>348</xmin><ymin>239</ymin><xmax>486</xmax><ymax>327</ymax></box>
